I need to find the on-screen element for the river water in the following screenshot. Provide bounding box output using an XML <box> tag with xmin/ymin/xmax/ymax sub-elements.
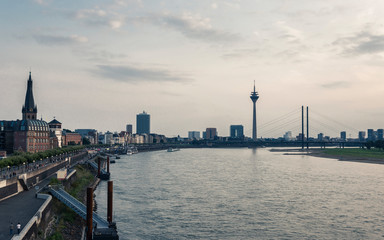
<box><xmin>94</xmin><ymin>148</ymin><xmax>384</xmax><ymax>239</ymax></box>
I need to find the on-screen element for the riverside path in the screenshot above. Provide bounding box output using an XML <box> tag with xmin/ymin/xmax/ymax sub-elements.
<box><xmin>0</xmin><ymin>177</ymin><xmax>52</xmax><ymax>240</ymax></box>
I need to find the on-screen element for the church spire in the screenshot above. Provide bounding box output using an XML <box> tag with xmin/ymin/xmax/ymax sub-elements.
<box><xmin>22</xmin><ymin>72</ymin><xmax>37</xmax><ymax>120</ymax></box>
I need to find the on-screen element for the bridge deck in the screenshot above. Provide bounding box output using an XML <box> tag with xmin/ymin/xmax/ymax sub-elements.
<box><xmin>49</xmin><ymin>187</ymin><xmax>109</xmax><ymax>229</ymax></box>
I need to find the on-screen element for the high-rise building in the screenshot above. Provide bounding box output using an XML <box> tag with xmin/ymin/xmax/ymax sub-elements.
<box><xmin>367</xmin><ymin>129</ymin><xmax>376</xmax><ymax>141</ymax></box>
<box><xmin>250</xmin><ymin>81</ymin><xmax>259</xmax><ymax>141</ymax></box>
<box><xmin>188</xmin><ymin>131</ymin><xmax>200</xmax><ymax>140</ymax></box>
<box><xmin>340</xmin><ymin>131</ymin><xmax>346</xmax><ymax>141</ymax></box>
<box><xmin>230</xmin><ymin>125</ymin><xmax>244</xmax><ymax>138</ymax></box>
<box><xmin>284</xmin><ymin>131</ymin><xmax>293</xmax><ymax>141</ymax></box>
<box><xmin>126</xmin><ymin>124</ymin><xmax>133</xmax><ymax>134</ymax></box>
<box><xmin>318</xmin><ymin>133</ymin><xmax>324</xmax><ymax>141</ymax></box>
<box><xmin>358</xmin><ymin>131</ymin><xmax>366</xmax><ymax>142</ymax></box>
<box><xmin>206</xmin><ymin>128</ymin><xmax>217</xmax><ymax>140</ymax></box>
<box><xmin>136</xmin><ymin>111</ymin><xmax>150</xmax><ymax>134</ymax></box>
<box><xmin>377</xmin><ymin>129</ymin><xmax>383</xmax><ymax>140</ymax></box>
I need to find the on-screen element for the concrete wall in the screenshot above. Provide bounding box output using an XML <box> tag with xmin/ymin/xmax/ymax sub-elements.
<box><xmin>0</xmin><ymin>178</ymin><xmax>17</xmax><ymax>200</ymax></box>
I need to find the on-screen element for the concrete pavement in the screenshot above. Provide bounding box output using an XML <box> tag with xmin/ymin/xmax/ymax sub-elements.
<box><xmin>0</xmin><ymin>177</ymin><xmax>51</xmax><ymax>240</ymax></box>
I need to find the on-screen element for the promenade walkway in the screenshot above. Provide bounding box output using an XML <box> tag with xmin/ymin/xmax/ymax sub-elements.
<box><xmin>0</xmin><ymin>177</ymin><xmax>50</xmax><ymax>240</ymax></box>
<box><xmin>0</xmin><ymin>151</ymin><xmax>90</xmax><ymax>239</ymax></box>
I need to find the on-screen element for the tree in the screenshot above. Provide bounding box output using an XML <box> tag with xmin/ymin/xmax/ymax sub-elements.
<box><xmin>82</xmin><ymin>137</ymin><xmax>91</xmax><ymax>145</ymax></box>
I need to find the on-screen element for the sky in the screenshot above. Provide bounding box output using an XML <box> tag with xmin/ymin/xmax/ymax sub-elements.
<box><xmin>1</xmin><ymin>0</ymin><xmax>384</xmax><ymax>138</ymax></box>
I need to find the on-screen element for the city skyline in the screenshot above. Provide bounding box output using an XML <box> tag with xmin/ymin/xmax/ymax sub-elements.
<box><xmin>1</xmin><ymin>1</ymin><xmax>384</xmax><ymax>137</ymax></box>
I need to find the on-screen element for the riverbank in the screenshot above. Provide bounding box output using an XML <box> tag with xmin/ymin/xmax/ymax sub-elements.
<box><xmin>271</xmin><ymin>147</ymin><xmax>384</xmax><ymax>165</ymax></box>
<box><xmin>41</xmin><ymin>164</ymin><xmax>98</xmax><ymax>240</ymax></box>
<box><xmin>307</xmin><ymin>148</ymin><xmax>384</xmax><ymax>164</ymax></box>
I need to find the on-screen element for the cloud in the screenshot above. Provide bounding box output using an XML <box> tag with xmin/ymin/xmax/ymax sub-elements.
<box><xmin>222</xmin><ymin>48</ymin><xmax>259</xmax><ymax>59</ymax></box>
<box><xmin>143</xmin><ymin>13</ymin><xmax>240</xmax><ymax>43</ymax></box>
<box><xmin>333</xmin><ymin>31</ymin><xmax>384</xmax><ymax>56</ymax></box>
<box><xmin>73</xmin><ymin>48</ymin><xmax>127</xmax><ymax>62</ymax></box>
<box><xmin>75</xmin><ymin>8</ymin><xmax>124</xmax><ymax>30</ymax></box>
<box><xmin>276</xmin><ymin>21</ymin><xmax>303</xmax><ymax>44</ymax></box>
<box><xmin>94</xmin><ymin>64</ymin><xmax>192</xmax><ymax>83</ymax></box>
<box><xmin>321</xmin><ymin>81</ymin><xmax>350</xmax><ymax>89</ymax></box>
<box><xmin>33</xmin><ymin>34</ymin><xmax>88</xmax><ymax>46</ymax></box>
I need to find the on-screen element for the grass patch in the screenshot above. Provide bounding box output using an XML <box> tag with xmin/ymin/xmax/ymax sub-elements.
<box><xmin>322</xmin><ymin>148</ymin><xmax>384</xmax><ymax>159</ymax></box>
<box><xmin>67</xmin><ymin>165</ymin><xmax>94</xmax><ymax>201</ymax></box>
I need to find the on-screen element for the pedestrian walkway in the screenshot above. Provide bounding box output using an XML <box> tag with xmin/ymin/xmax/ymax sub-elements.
<box><xmin>0</xmin><ymin>177</ymin><xmax>50</xmax><ymax>240</ymax></box>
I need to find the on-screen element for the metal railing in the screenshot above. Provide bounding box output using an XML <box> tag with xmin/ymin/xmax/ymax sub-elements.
<box><xmin>49</xmin><ymin>186</ymin><xmax>109</xmax><ymax>229</ymax></box>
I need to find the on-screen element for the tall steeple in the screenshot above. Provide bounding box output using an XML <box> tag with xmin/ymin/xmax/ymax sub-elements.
<box><xmin>22</xmin><ymin>72</ymin><xmax>37</xmax><ymax>120</ymax></box>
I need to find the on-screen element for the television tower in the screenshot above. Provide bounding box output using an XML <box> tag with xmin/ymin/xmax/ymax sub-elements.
<box><xmin>250</xmin><ymin>81</ymin><xmax>259</xmax><ymax>141</ymax></box>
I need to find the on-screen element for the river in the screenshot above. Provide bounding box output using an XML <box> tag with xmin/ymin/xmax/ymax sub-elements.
<box><xmin>94</xmin><ymin>148</ymin><xmax>384</xmax><ymax>239</ymax></box>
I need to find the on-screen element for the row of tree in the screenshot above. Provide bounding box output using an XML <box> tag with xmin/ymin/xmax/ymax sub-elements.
<box><xmin>0</xmin><ymin>146</ymin><xmax>85</xmax><ymax>169</ymax></box>
<box><xmin>364</xmin><ymin>140</ymin><xmax>384</xmax><ymax>150</ymax></box>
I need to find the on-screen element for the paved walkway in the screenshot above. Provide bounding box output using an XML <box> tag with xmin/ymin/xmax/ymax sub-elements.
<box><xmin>0</xmin><ymin>177</ymin><xmax>51</xmax><ymax>240</ymax></box>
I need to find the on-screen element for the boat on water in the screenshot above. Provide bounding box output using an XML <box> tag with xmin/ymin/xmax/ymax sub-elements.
<box><xmin>115</xmin><ymin>155</ymin><xmax>121</xmax><ymax>159</ymax></box>
<box><xmin>167</xmin><ymin>147</ymin><xmax>180</xmax><ymax>152</ymax></box>
<box><xmin>110</xmin><ymin>159</ymin><xmax>116</xmax><ymax>163</ymax></box>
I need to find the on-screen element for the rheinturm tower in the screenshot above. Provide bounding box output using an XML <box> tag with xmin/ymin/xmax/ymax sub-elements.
<box><xmin>250</xmin><ymin>81</ymin><xmax>259</xmax><ymax>141</ymax></box>
<box><xmin>22</xmin><ymin>72</ymin><xmax>37</xmax><ymax>120</ymax></box>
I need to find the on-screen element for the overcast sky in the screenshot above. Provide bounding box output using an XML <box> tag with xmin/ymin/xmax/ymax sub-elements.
<box><xmin>1</xmin><ymin>0</ymin><xmax>384</xmax><ymax>138</ymax></box>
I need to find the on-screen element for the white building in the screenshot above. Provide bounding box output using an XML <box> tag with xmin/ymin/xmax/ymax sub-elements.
<box><xmin>188</xmin><ymin>131</ymin><xmax>200</xmax><ymax>140</ymax></box>
<box><xmin>284</xmin><ymin>131</ymin><xmax>293</xmax><ymax>141</ymax></box>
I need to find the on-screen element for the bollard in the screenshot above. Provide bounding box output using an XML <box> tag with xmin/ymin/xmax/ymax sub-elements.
<box><xmin>86</xmin><ymin>187</ymin><xmax>93</xmax><ymax>240</ymax></box>
<box><xmin>107</xmin><ymin>181</ymin><xmax>113</xmax><ymax>223</ymax></box>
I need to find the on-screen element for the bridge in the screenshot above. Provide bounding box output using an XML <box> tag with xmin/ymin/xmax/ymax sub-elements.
<box><xmin>242</xmin><ymin>106</ymin><xmax>371</xmax><ymax>149</ymax></box>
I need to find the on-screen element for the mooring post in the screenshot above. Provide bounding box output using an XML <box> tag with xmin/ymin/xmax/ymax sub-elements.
<box><xmin>86</xmin><ymin>187</ymin><xmax>93</xmax><ymax>240</ymax></box>
<box><xmin>107</xmin><ymin>156</ymin><xmax>110</xmax><ymax>173</ymax></box>
<box><xmin>107</xmin><ymin>181</ymin><xmax>113</xmax><ymax>223</ymax></box>
<box><xmin>97</xmin><ymin>158</ymin><xmax>101</xmax><ymax>177</ymax></box>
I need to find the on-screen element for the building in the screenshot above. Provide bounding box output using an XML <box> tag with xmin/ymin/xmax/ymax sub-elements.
<box><xmin>230</xmin><ymin>125</ymin><xmax>244</xmax><ymax>138</ymax></box>
<box><xmin>75</xmin><ymin>129</ymin><xmax>98</xmax><ymax>145</ymax></box>
<box><xmin>126</xmin><ymin>124</ymin><xmax>133</xmax><ymax>134</ymax></box>
<box><xmin>367</xmin><ymin>129</ymin><xmax>376</xmax><ymax>141</ymax></box>
<box><xmin>136</xmin><ymin>111</ymin><xmax>150</xmax><ymax>134</ymax></box>
<box><xmin>188</xmin><ymin>131</ymin><xmax>200</xmax><ymax>140</ymax></box>
<box><xmin>49</xmin><ymin>119</ymin><xmax>62</xmax><ymax>148</ymax></box>
<box><xmin>284</xmin><ymin>131</ymin><xmax>293</xmax><ymax>141</ymax></box>
<box><xmin>318</xmin><ymin>133</ymin><xmax>324</xmax><ymax>141</ymax></box>
<box><xmin>206</xmin><ymin>128</ymin><xmax>217</xmax><ymax>140</ymax></box>
<box><xmin>340</xmin><ymin>131</ymin><xmax>346</xmax><ymax>141</ymax></box>
<box><xmin>62</xmin><ymin>130</ymin><xmax>82</xmax><ymax>146</ymax></box>
<box><xmin>358</xmin><ymin>131</ymin><xmax>366</xmax><ymax>142</ymax></box>
<box><xmin>377</xmin><ymin>129</ymin><xmax>383</xmax><ymax>140</ymax></box>
<box><xmin>0</xmin><ymin>72</ymin><xmax>52</xmax><ymax>153</ymax></box>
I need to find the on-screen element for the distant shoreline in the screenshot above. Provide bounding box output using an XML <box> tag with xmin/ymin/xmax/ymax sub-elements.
<box><xmin>271</xmin><ymin>148</ymin><xmax>384</xmax><ymax>165</ymax></box>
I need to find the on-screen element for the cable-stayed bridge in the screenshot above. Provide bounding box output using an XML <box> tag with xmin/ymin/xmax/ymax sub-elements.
<box><xmin>241</xmin><ymin>106</ymin><xmax>367</xmax><ymax>148</ymax></box>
